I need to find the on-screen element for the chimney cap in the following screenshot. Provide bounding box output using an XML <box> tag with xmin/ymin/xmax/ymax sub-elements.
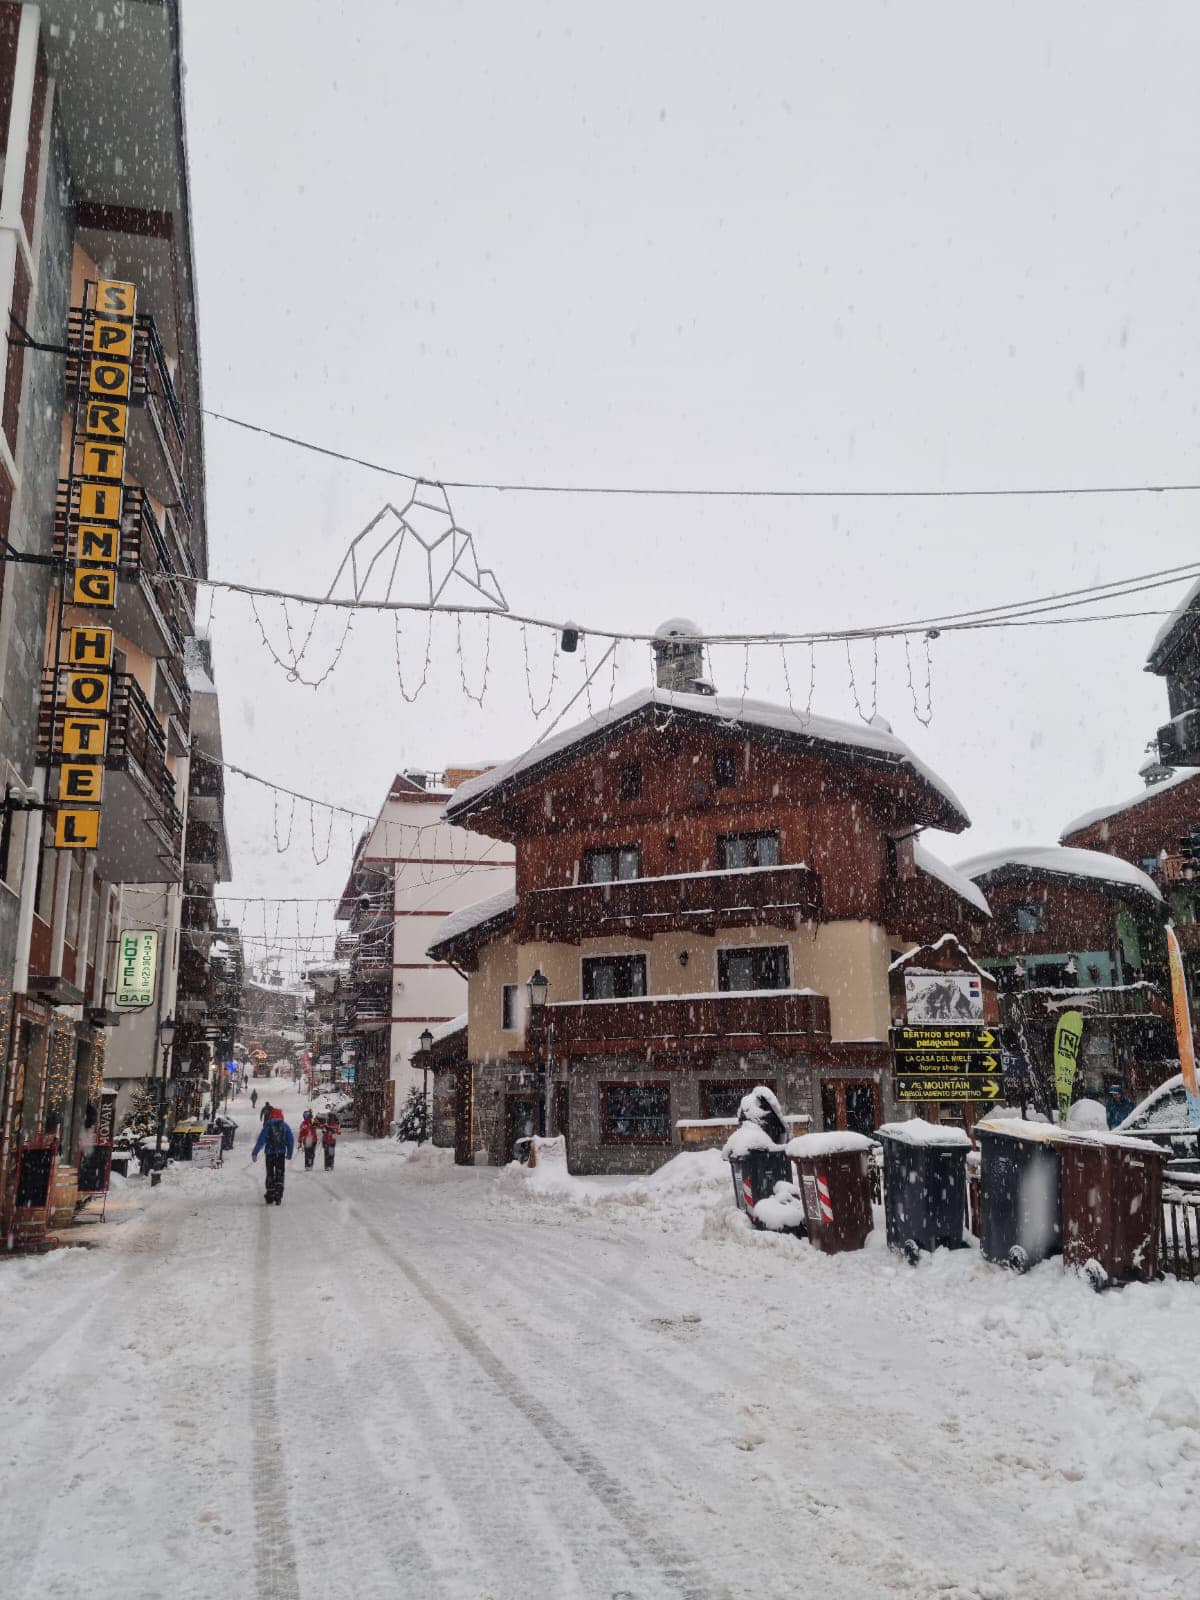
<box><xmin>653</xmin><ymin>616</ymin><xmax>703</xmax><ymax>641</ymax></box>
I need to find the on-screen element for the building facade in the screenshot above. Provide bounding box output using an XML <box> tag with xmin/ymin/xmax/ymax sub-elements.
<box><xmin>429</xmin><ymin>668</ymin><xmax>984</xmax><ymax>1175</ymax></box>
<box><xmin>0</xmin><ymin>3</ymin><xmax>225</xmax><ymax>1235</ymax></box>
<box><xmin>1149</xmin><ymin>577</ymin><xmax>1200</xmax><ymax>768</ymax></box>
<box><xmin>334</xmin><ymin>769</ymin><xmax>514</xmax><ymax>1135</ymax></box>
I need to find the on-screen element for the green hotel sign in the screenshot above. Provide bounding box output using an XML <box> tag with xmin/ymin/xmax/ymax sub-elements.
<box><xmin>115</xmin><ymin>928</ymin><xmax>159</xmax><ymax>1010</ymax></box>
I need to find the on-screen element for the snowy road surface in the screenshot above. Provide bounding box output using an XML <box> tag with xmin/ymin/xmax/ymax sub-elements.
<box><xmin>2</xmin><ymin>1083</ymin><xmax>1198</xmax><ymax>1600</ymax></box>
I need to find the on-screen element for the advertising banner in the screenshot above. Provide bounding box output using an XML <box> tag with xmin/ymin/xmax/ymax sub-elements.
<box><xmin>1053</xmin><ymin>1010</ymin><xmax>1085</xmax><ymax>1122</ymax></box>
<box><xmin>1166</xmin><ymin>926</ymin><xmax>1200</xmax><ymax>1128</ymax></box>
<box><xmin>904</xmin><ymin>972</ymin><xmax>984</xmax><ymax>1023</ymax></box>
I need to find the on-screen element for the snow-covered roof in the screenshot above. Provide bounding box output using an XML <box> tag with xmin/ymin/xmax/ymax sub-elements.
<box><xmin>956</xmin><ymin>845</ymin><xmax>1163</xmax><ymax>902</ymax></box>
<box><xmin>446</xmin><ymin>687</ymin><xmax>969</xmax><ymax>828</ymax></box>
<box><xmin>1060</xmin><ymin>768</ymin><xmax>1200</xmax><ymax>840</ymax></box>
<box><xmin>653</xmin><ymin>617</ymin><xmax>702</xmax><ymax>639</ymax></box>
<box><xmin>429</xmin><ymin>1013</ymin><xmax>467</xmax><ymax>1045</ymax></box>
<box><xmin>428</xmin><ymin>887</ymin><xmax>517</xmax><ymax>954</ymax></box>
<box><xmin>1147</xmin><ymin>574</ymin><xmax>1200</xmax><ymax>669</ymax></box>
<box><xmin>913</xmin><ymin>844</ymin><xmax>991</xmax><ymax>917</ymax></box>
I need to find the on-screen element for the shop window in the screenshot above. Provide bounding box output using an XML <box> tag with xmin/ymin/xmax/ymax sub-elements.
<box><xmin>700</xmin><ymin>1079</ymin><xmax>776</xmax><ymax>1120</ymax></box>
<box><xmin>713</xmin><ymin>749</ymin><xmax>737</xmax><ymax>789</ymax></box>
<box><xmin>583</xmin><ymin>846</ymin><xmax>641</xmax><ymax>884</ymax></box>
<box><xmin>717</xmin><ymin>945</ymin><xmax>790</xmax><ymax>992</ymax></box>
<box><xmin>501</xmin><ymin>984</ymin><xmax>518</xmax><ymax>1032</ymax></box>
<box><xmin>820</xmin><ymin>1079</ymin><xmax>880</xmax><ymax>1136</ymax></box>
<box><xmin>717</xmin><ymin>831</ymin><xmax>781</xmax><ymax>870</ymax></box>
<box><xmin>582</xmin><ymin>954</ymin><xmax>647</xmax><ymax>1000</ymax></box>
<box><xmin>602</xmin><ymin>1082</ymin><xmax>670</xmax><ymax>1142</ymax></box>
<box><xmin>619</xmin><ymin>762</ymin><xmax>642</xmax><ymax>801</ymax></box>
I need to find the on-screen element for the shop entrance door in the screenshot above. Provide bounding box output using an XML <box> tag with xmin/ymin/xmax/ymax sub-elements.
<box><xmin>820</xmin><ymin>1079</ymin><xmax>881</xmax><ymax>1136</ymax></box>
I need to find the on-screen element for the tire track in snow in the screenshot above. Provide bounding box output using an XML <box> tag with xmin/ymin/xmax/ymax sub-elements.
<box><xmin>250</xmin><ymin>1210</ymin><xmax>301</xmax><ymax>1600</ymax></box>
<box><xmin>337</xmin><ymin>1194</ymin><xmax>733</xmax><ymax>1600</ymax></box>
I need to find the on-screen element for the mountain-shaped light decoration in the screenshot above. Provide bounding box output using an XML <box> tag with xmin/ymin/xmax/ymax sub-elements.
<box><xmin>323</xmin><ymin>481</ymin><xmax>508</xmax><ymax>612</ymax></box>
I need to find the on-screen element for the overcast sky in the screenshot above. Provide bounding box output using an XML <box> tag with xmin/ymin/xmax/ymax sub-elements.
<box><xmin>181</xmin><ymin>1</ymin><xmax>1200</xmax><ymax>976</ymax></box>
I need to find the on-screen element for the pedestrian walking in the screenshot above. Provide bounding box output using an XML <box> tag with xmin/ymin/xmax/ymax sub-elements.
<box><xmin>251</xmin><ymin>1107</ymin><xmax>294</xmax><ymax>1205</ymax></box>
<box><xmin>259</xmin><ymin>1099</ymin><xmax>273</xmax><ymax>1127</ymax></box>
<box><xmin>250</xmin><ymin>1089</ymin><xmax>258</xmax><ymax>1111</ymax></box>
<box><xmin>322</xmin><ymin>1112</ymin><xmax>341</xmax><ymax>1171</ymax></box>
<box><xmin>297</xmin><ymin>1109</ymin><xmax>320</xmax><ymax>1170</ymax></box>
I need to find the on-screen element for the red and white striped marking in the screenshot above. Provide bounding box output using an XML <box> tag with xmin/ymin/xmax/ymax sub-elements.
<box><xmin>816</xmin><ymin>1175</ymin><xmax>834</xmax><ymax>1224</ymax></box>
<box><xmin>742</xmin><ymin>1178</ymin><xmax>755</xmax><ymax>1210</ymax></box>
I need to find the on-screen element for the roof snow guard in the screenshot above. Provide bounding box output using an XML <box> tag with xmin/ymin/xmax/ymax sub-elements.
<box><xmin>445</xmin><ymin>688</ymin><xmax>970</xmax><ymax>831</ymax></box>
<box><xmin>956</xmin><ymin>846</ymin><xmax>1163</xmax><ymax>904</ymax></box>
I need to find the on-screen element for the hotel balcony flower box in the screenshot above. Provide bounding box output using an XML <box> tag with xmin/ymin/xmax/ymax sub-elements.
<box><xmin>541</xmin><ymin>988</ymin><xmax>832</xmax><ymax>1059</ymax></box>
<box><xmin>516</xmin><ymin>863</ymin><xmax>823</xmax><ymax>943</ymax></box>
<box><xmin>38</xmin><ymin>667</ymin><xmax>182</xmax><ymax>883</ymax></box>
<box><xmin>67</xmin><ymin>307</ymin><xmax>189</xmax><ymax>509</ymax></box>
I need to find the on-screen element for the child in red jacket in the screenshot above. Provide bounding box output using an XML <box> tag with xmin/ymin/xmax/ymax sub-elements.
<box><xmin>321</xmin><ymin>1113</ymin><xmax>341</xmax><ymax>1171</ymax></box>
<box><xmin>297</xmin><ymin>1110</ymin><xmax>320</xmax><ymax>1170</ymax></box>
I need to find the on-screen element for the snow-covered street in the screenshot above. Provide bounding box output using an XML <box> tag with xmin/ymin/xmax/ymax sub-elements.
<box><xmin>1</xmin><ymin>1082</ymin><xmax>1198</xmax><ymax>1600</ymax></box>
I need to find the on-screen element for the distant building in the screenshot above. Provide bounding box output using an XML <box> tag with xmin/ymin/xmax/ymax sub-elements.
<box><xmin>1148</xmin><ymin>577</ymin><xmax>1200</xmax><ymax>767</ymax></box>
<box><xmin>334</xmin><ymin>770</ymin><xmax>514</xmax><ymax>1135</ymax></box>
<box><xmin>958</xmin><ymin>846</ymin><xmax>1173</xmax><ymax>1102</ymax></box>
<box><xmin>240</xmin><ymin>971</ymin><xmax>310</xmax><ymax>1067</ymax></box>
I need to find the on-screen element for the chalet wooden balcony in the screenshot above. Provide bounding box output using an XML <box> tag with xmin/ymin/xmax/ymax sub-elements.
<box><xmin>879</xmin><ymin>873</ymin><xmax>986</xmax><ymax>942</ymax></box>
<box><xmin>542</xmin><ymin>988</ymin><xmax>831</xmax><ymax>1058</ymax></box>
<box><xmin>1021</xmin><ymin>983</ymin><xmax>1173</xmax><ymax>1022</ymax></box>
<box><xmin>67</xmin><ymin>307</ymin><xmax>188</xmax><ymax>508</ymax></box>
<box><xmin>517</xmin><ymin>864</ymin><xmax>822</xmax><ymax>943</ymax></box>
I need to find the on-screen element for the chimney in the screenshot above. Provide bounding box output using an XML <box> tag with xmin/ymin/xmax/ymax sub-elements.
<box><xmin>652</xmin><ymin>618</ymin><xmax>715</xmax><ymax>695</ymax></box>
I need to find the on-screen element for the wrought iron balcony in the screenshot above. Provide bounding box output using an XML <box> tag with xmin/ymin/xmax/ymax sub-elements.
<box><xmin>541</xmin><ymin>988</ymin><xmax>831</xmax><ymax>1058</ymax></box>
<box><xmin>517</xmin><ymin>864</ymin><xmax>823</xmax><ymax>943</ymax></box>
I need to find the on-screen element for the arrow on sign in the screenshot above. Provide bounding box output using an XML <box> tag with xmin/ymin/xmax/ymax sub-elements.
<box><xmin>978</xmin><ymin>1078</ymin><xmax>1001</xmax><ymax>1100</ymax></box>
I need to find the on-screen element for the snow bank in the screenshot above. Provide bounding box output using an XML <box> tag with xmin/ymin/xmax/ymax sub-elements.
<box><xmin>877</xmin><ymin>1117</ymin><xmax>971</xmax><ymax>1148</ymax></box>
<box><xmin>751</xmin><ymin>1181</ymin><xmax>807</xmax><ymax>1233</ymax></box>
<box><xmin>1065</xmin><ymin>1097</ymin><xmax>1109</xmax><ymax>1131</ymax></box>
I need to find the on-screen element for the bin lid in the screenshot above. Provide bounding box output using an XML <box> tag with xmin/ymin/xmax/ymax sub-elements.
<box><xmin>722</xmin><ymin>1124</ymin><xmax>784</xmax><ymax>1160</ymax></box>
<box><xmin>1059</xmin><ymin>1129</ymin><xmax>1171</xmax><ymax>1159</ymax></box>
<box><xmin>975</xmin><ymin>1117</ymin><xmax>1068</xmax><ymax>1145</ymax></box>
<box><xmin>877</xmin><ymin>1117</ymin><xmax>971</xmax><ymax>1149</ymax></box>
<box><xmin>786</xmin><ymin>1131</ymin><xmax>876</xmax><ymax>1158</ymax></box>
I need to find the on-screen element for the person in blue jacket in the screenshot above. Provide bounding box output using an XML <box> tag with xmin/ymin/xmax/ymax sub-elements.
<box><xmin>251</xmin><ymin>1106</ymin><xmax>294</xmax><ymax>1204</ymax></box>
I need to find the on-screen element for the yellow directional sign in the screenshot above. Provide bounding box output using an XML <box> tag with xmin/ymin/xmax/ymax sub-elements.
<box><xmin>893</xmin><ymin>1026</ymin><xmax>998</xmax><ymax>1052</ymax></box>
<box><xmin>897</xmin><ymin>1075</ymin><xmax>1002</xmax><ymax>1104</ymax></box>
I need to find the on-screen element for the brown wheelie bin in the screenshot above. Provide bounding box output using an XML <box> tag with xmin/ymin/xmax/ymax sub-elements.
<box><xmin>1059</xmin><ymin>1131</ymin><xmax>1170</xmax><ymax>1289</ymax></box>
<box><xmin>786</xmin><ymin>1131</ymin><xmax>875</xmax><ymax>1253</ymax></box>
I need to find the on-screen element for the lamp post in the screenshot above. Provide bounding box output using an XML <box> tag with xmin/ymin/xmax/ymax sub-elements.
<box><xmin>526</xmin><ymin>968</ymin><xmax>551</xmax><ymax>1137</ymax></box>
<box><xmin>418</xmin><ymin>1026</ymin><xmax>434</xmax><ymax>1145</ymax></box>
<box><xmin>154</xmin><ymin>1014</ymin><xmax>177</xmax><ymax>1160</ymax></box>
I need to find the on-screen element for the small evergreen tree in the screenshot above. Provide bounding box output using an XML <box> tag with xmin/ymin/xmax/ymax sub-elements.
<box><xmin>121</xmin><ymin>1077</ymin><xmax>161</xmax><ymax>1137</ymax></box>
<box><xmin>395</xmin><ymin>1084</ymin><xmax>429</xmax><ymax>1143</ymax></box>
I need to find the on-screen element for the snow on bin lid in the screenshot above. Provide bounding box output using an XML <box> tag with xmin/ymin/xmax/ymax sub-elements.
<box><xmin>1058</xmin><ymin>1128</ymin><xmax>1173</xmax><ymax>1157</ymax></box>
<box><xmin>877</xmin><ymin>1117</ymin><xmax>972</xmax><ymax>1148</ymax></box>
<box><xmin>786</xmin><ymin>1131</ymin><xmax>876</xmax><ymax>1158</ymax></box>
<box><xmin>974</xmin><ymin>1117</ymin><xmax>1066</xmax><ymax>1145</ymax></box>
<box><xmin>722</xmin><ymin>1123</ymin><xmax>783</xmax><ymax>1160</ymax></box>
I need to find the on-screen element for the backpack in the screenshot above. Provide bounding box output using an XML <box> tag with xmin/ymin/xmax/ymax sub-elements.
<box><xmin>265</xmin><ymin>1119</ymin><xmax>288</xmax><ymax>1154</ymax></box>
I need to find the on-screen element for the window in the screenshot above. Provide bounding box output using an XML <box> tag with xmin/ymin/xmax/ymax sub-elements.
<box><xmin>619</xmin><ymin>762</ymin><xmax>642</xmax><ymax>801</ymax></box>
<box><xmin>717</xmin><ymin>831</ymin><xmax>781</xmax><ymax>870</ymax></box>
<box><xmin>583</xmin><ymin>845</ymin><xmax>641</xmax><ymax>884</ymax></box>
<box><xmin>713</xmin><ymin>749</ymin><xmax>737</xmax><ymax>789</ymax></box>
<box><xmin>884</xmin><ymin>837</ymin><xmax>899</xmax><ymax>879</ymax></box>
<box><xmin>700</xmin><ymin>1079</ymin><xmax>776</xmax><ymax>1120</ymax></box>
<box><xmin>717</xmin><ymin>945</ymin><xmax>790</xmax><ymax>992</ymax></box>
<box><xmin>1010</xmin><ymin>901</ymin><xmax>1041</xmax><ymax>934</ymax></box>
<box><xmin>582</xmin><ymin>954</ymin><xmax>647</xmax><ymax>999</ymax></box>
<box><xmin>602</xmin><ymin>1082</ymin><xmax>670</xmax><ymax>1142</ymax></box>
<box><xmin>501</xmin><ymin>983</ymin><xmax>518</xmax><ymax>1032</ymax></box>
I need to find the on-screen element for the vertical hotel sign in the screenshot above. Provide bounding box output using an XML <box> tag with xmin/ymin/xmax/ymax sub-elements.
<box><xmin>54</xmin><ymin>280</ymin><xmax>137</xmax><ymax>852</ymax></box>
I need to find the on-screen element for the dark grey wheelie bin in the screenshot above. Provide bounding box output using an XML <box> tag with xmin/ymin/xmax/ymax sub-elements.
<box><xmin>878</xmin><ymin>1120</ymin><xmax>971</xmax><ymax>1263</ymax></box>
<box><xmin>975</xmin><ymin>1117</ymin><xmax>1066</xmax><ymax>1272</ymax></box>
<box><xmin>723</xmin><ymin>1126</ymin><xmax>792</xmax><ymax>1226</ymax></box>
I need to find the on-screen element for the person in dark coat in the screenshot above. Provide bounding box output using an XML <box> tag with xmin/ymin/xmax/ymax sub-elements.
<box><xmin>250</xmin><ymin>1089</ymin><xmax>258</xmax><ymax>1110</ymax></box>
<box><xmin>1106</xmin><ymin>1083</ymin><xmax>1135</xmax><ymax>1128</ymax></box>
<box><xmin>259</xmin><ymin>1100</ymin><xmax>273</xmax><ymax>1127</ymax></box>
<box><xmin>251</xmin><ymin>1107</ymin><xmax>294</xmax><ymax>1204</ymax></box>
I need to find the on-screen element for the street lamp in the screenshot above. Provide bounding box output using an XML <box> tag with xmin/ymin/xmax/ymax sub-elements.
<box><xmin>154</xmin><ymin>1014</ymin><xmax>177</xmax><ymax>1163</ymax></box>
<box><xmin>526</xmin><ymin>970</ymin><xmax>552</xmax><ymax>1137</ymax></box>
<box><xmin>418</xmin><ymin>1026</ymin><xmax>434</xmax><ymax>1144</ymax></box>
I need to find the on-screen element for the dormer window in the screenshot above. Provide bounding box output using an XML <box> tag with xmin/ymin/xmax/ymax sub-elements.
<box><xmin>584</xmin><ymin>846</ymin><xmax>641</xmax><ymax>883</ymax></box>
<box><xmin>713</xmin><ymin>749</ymin><xmax>737</xmax><ymax>789</ymax></box>
<box><xmin>716</xmin><ymin>831</ymin><xmax>781</xmax><ymax>870</ymax></box>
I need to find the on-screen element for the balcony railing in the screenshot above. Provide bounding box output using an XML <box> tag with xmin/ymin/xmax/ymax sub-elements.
<box><xmin>518</xmin><ymin>864</ymin><xmax>823</xmax><ymax>943</ymax></box>
<box><xmin>542</xmin><ymin>988</ymin><xmax>831</xmax><ymax>1058</ymax></box>
<box><xmin>37</xmin><ymin>668</ymin><xmax>181</xmax><ymax>835</ymax></box>
<box><xmin>189</xmin><ymin>758</ymin><xmax>224</xmax><ymax>804</ymax></box>
<box><xmin>1021</xmin><ymin>983</ymin><xmax>1173</xmax><ymax>1021</ymax></box>
<box><xmin>66</xmin><ymin>306</ymin><xmax>187</xmax><ymax>495</ymax></box>
<box><xmin>352</xmin><ymin>937</ymin><xmax>392</xmax><ymax>977</ymax></box>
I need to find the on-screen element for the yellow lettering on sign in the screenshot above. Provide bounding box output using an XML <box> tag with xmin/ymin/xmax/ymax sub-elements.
<box><xmin>95</xmin><ymin>280</ymin><xmax>137</xmax><ymax>319</ymax></box>
<box><xmin>64</xmin><ymin>671</ymin><xmax>110</xmax><ymax>713</ymax></box>
<box><xmin>74</xmin><ymin>525</ymin><xmax>120</xmax><ymax>564</ymax></box>
<box><xmin>62</xmin><ymin>716</ymin><xmax>108</xmax><ymax>757</ymax></box>
<box><xmin>54</xmin><ymin>809</ymin><xmax>100</xmax><ymax>850</ymax></box>
<box><xmin>90</xmin><ymin>319</ymin><xmax>134</xmax><ymax>361</ymax></box>
<box><xmin>59</xmin><ymin>764</ymin><xmax>104</xmax><ymax>804</ymax></box>
<box><xmin>67</xmin><ymin>626</ymin><xmax>114</xmax><ymax>668</ymax></box>
<box><xmin>77</xmin><ymin>482</ymin><xmax>123</xmax><ymax>523</ymax></box>
<box><xmin>84</xmin><ymin>400</ymin><xmax>128</xmax><ymax>441</ymax></box>
<box><xmin>80</xmin><ymin>441</ymin><xmax>125</xmax><ymax>481</ymax></box>
<box><xmin>88</xmin><ymin>360</ymin><xmax>131</xmax><ymax>400</ymax></box>
<box><xmin>71</xmin><ymin>567</ymin><xmax>117</xmax><ymax>607</ymax></box>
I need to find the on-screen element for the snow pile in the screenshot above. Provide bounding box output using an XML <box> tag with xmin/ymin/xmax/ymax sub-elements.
<box><xmin>722</xmin><ymin>1122</ymin><xmax>780</xmax><ymax>1160</ymax></box>
<box><xmin>1065</xmin><ymin>1097</ymin><xmax>1109</xmax><ymax>1131</ymax></box>
<box><xmin>786</xmin><ymin>1130</ymin><xmax>876</xmax><ymax>1158</ymax></box>
<box><xmin>877</xmin><ymin>1117</ymin><xmax>972</xmax><ymax>1148</ymax></box>
<box><xmin>751</xmin><ymin>1181</ymin><xmax>807</xmax><ymax>1233</ymax></box>
<box><xmin>501</xmin><ymin>1144</ymin><xmax>732</xmax><ymax>1224</ymax></box>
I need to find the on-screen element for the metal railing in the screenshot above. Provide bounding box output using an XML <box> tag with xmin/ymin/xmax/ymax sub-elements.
<box><xmin>1161</xmin><ymin>1183</ymin><xmax>1200</xmax><ymax>1283</ymax></box>
<box><xmin>65</xmin><ymin>305</ymin><xmax>187</xmax><ymax>483</ymax></box>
